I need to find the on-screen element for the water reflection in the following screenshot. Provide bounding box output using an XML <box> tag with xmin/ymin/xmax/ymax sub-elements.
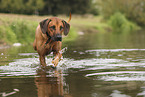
<box><xmin>0</xmin><ymin>89</ymin><xmax>19</xmax><ymax>97</ymax></box>
<box><xmin>92</xmin><ymin>81</ymin><xmax>145</xmax><ymax>96</ymax></box>
<box><xmin>35</xmin><ymin>68</ymin><xmax>72</xmax><ymax>97</ymax></box>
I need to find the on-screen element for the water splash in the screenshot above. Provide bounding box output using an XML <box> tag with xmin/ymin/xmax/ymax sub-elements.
<box><xmin>0</xmin><ymin>49</ymin><xmax>145</xmax><ymax>81</ymax></box>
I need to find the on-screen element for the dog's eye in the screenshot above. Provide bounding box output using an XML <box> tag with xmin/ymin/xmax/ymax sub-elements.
<box><xmin>60</xmin><ymin>26</ymin><xmax>63</xmax><ymax>30</ymax></box>
<box><xmin>50</xmin><ymin>25</ymin><xmax>56</xmax><ymax>30</ymax></box>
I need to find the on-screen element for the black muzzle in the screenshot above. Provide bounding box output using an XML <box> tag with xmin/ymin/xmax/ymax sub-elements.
<box><xmin>45</xmin><ymin>32</ymin><xmax>62</xmax><ymax>47</ymax></box>
<box><xmin>51</xmin><ymin>34</ymin><xmax>62</xmax><ymax>41</ymax></box>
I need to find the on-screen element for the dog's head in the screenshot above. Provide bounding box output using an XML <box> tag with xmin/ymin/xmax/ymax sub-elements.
<box><xmin>40</xmin><ymin>15</ymin><xmax>71</xmax><ymax>41</ymax></box>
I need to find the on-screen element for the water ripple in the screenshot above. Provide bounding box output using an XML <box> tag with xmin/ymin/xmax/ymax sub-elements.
<box><xmin>86</xmin><ymin>49</ymin><xmax>145</xmax><ymax>53</ymax></box>
<box><xmin>0</xmin><ymin>48</ymin><xmax>145</xmax><ymax>81</ymax></box>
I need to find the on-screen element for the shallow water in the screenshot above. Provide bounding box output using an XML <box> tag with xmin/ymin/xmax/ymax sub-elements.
<box><xmin>0</xmin><ymin>30</ymin><xmax>145</xmax><ymax>97</ymax></box>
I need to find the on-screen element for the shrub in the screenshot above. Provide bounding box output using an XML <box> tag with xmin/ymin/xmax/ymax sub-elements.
<box><xmin>108</xmin><ymin>12</ymin><xmax>140</xmax><ymax>33</ymax></box>
<box><xmin>98</xmin><ymin>0</ymin><xmax>145</xmax><ymax>26</ymax></box>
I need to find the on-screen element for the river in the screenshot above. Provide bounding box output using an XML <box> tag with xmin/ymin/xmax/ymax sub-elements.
<box><xmin>0</xmin><ymin>30</ymin><xmax>145</xmax><ymax>97</ymax></box>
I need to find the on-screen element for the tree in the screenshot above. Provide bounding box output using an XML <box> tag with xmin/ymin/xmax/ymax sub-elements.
<box><xmin>0</xmin><ymin>0</ymin><xmax>97</xmax><ymax>15</ymax></box>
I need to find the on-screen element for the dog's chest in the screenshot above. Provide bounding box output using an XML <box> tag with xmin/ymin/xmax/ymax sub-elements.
<box><xmin>44</xmin><ymin>46</ymin><xmax>52</xmax><ymax>55</ymax></box>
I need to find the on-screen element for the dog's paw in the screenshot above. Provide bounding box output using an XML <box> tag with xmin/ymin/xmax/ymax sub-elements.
<box><xmin>52</xmin><ymin>60</ymin><xmax>59</xmax><ymax>67</ymax></box>
<box><xmin>50</xmin><ymin>65</ymin><xmax>57</xmax><ymax>69</ymax></box>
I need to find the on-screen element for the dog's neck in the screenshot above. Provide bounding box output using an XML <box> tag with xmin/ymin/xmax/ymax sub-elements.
<box><xmin>45</xmin><ymin>31</ymin><xmax>51</xmax><ymax>46</ymax></box>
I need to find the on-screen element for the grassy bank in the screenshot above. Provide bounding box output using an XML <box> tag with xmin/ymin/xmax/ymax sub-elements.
<box><xmin>0</xmin><ymin>13</ymin><xmax>109</xmax><ymax>45</ymax></box>
<box><xmin>0</xmin><ymin>14</ymin><xmax>38</xmax><ymax>45</ymax></box>
<box><xmin>2</xmin><ymin>13</ymin><xmax>141</xmax><ymax>45</ymax></box>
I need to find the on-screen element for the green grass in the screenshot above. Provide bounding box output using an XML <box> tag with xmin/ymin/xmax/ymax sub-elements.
<box><xmin>69</xmin><ymin>15</ymin><xmax>109</xmax><ymax>32</ymax></box>
<box><xmin>0</xmin><ymin>13</ymin><xmax>141</xmax><ymax>45</ymax></box>
<box><xmin>0</xmin><ymin>20</ymin><xmax>38</xmax><ymax>44</ymax></box>
<box><xmin>0</xmin><ymin>14</ymin><xmax>39</xmax><ymax>44</ymax></box>
<box><xmin>0</xmin><ymin>13</ymin><xmax>110</xmax><ymax>45</ymax></box>
<box><xmin>10</xmin><ymin>19</ymin><xmax>38</xmax><ymax>44</ymax></box>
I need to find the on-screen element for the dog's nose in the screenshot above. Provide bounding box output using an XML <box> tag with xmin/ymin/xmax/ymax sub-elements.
<box><xmin>56</xmin><ymin>34</ymin><xmax>62</xmax><ymax>41</ymax></box>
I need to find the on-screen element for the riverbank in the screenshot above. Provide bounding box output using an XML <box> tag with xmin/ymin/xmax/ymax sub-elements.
<box><xmin>0</xmin><ymin>13</ymin><xmax>110</xmax><ymax>45</ymax></box>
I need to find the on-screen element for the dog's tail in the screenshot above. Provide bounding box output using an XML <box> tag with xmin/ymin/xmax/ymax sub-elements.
<box><xmin>67</xmin><ymin>12</ymin><xmax>71</xmax><ymax>23</ymax></box>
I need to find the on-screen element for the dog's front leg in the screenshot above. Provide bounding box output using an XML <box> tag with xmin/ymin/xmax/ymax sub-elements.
<box><xmin>52</xmin><ymin>51</ymin><xmax>62</xmax><ymax>67</ymax></box>
<box><xmin>52</xmin><ymin>42</ymin><xmax>62</xmax><ymax>67</ymax></box>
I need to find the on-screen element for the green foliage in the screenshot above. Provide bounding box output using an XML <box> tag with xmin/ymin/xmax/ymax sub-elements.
<box><xmin>0</xmin><ymin>0</ymin><xmax>97</xmax><ymax>15</ymax></box>
<box><xmin>0</xmin><ymin>25</ymin><xmax>17</xmax><ymax>44</ymax></box>
<box><xmin>0</xmin><ymin>0</ymin><xmax>44</xmax><ymax>14</ymax></box>
<box><xmin>5</xmin><ymin>27</ymin><xmax>18</xmax><ymax>43</ymax></box>
<box><xmin>25</xmin><ymin>0</ymin><xmax>44</xmax><ymax>14</ymax></box>
<box><xmin>108</xmin><ymin>12</ymin><xmax>140</xmax><ymax>33</ymax></box>
<box><xmin>10</xmin><ymin>20</ymin><xmax>38</xmax><ymax>44</ymax></box>
<box><xmin>98</xmin><ymin>0</ymin><xmax>145</xmax><ymax>26</ymax></box>
<box><xmin>0</xmin><ymin>26</ymin><xmax>5</xmax><ymax>41</ymax></box>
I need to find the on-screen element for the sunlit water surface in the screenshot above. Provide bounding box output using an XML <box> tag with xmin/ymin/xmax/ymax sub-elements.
<box><xmin>0</xmin><ymin>31</ymin><xmax>145</xmax><ymax>97</ymax></box>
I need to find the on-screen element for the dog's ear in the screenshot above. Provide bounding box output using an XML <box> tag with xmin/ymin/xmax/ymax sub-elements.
<box><xmin>62</xmin><ymin>20</ymin><xmax>70</xmax><ymax>36</ymax></box>
<box><xmin>40</xmin><ymin>19</ymin><xmax>51</xmax><ymax>34</ymax></box>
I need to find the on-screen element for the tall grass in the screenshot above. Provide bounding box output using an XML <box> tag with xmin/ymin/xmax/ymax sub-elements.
<box><xmin>10</xmin><ymin>19</ymin><xmax>38</xmax><ymax>44</ymax></box>
<box><xmin>0</xmin><ymin>18</ymin><xmax>38</xmax><ymax>44</ymax></box>
<box><xmin>0</xmin><ymin>25</ymin><xmax>17</xmax><ymax>44</ymax></box>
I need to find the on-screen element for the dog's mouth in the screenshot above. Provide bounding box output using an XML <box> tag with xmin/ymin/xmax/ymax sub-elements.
<box><xmin>51</xmin><ymin>34</ymin><xmax>62</xmax><ymax>41</ymax></box>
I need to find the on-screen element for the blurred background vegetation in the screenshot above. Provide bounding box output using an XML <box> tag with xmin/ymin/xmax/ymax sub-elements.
<box><xmin>0</xmin><ymin>0</ymin><xmax>145</xmax><ymax>45</ymax></box>
<box><xmin>98</xmin><ymin>0</ymin><xmax>145</xmax><ymax>26</ymax></box>
<box><xmin>0</xmin><ymin>0</ymin><xmax>96</xmax><ymax>15</ymax></box>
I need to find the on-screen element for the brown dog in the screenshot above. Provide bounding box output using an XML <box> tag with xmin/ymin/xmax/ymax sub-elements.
<box><xmin>33</xmin><ymin>14</ymin><xmax>71</xmax><ymax>67</ymax></box>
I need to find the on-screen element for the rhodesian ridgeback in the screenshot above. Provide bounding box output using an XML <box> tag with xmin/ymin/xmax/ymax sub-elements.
<box><xmin>33</xmin><ymin>14</ymin><xmax>71</xmax><ymax>67</ymax></box>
